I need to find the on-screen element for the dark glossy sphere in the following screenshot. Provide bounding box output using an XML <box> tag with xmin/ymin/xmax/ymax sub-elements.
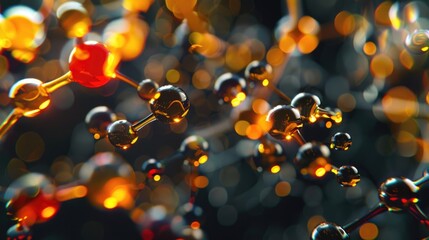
<box><xmin>142</xmin><ymin>159</ymin><xmax>164</xmax><ymax>180</ymax></box>
<box><xmin>7</xmin><ymin>223</ymin><xmax>32</xmax><ymax>240</ymax></box>
<box><xmin>379</xmin><ymin>177</ymin><xmax>419</xmax><ymax>211</ymax></box>
<box><xmin>330</xmin><ymin>132</ymin><xmax>352</xmax><ymax>151</ymax></box>
<box><xmin>107</xmin><ymin>120</ymin><xmax>138</xmax><ymax>149</ymax></box>
<box><xmin>311</xmin><ymin>222</ymin><xmax>349</xmax><ymax>240</ymax></box>
<box><xmin>336</xmin><ymin>166</ymin><xmax>360</xmax><ymax>187</ymax></box>
<box><xmin>180</xmin><ymin>135</ymin><xmax>209</xmax><ymax>165</ymax></box>
<box><xmin>9</xmin><ymin>78</ymin><xmax>51</xmax><ymax>117</ymax></box>
<box><xmin>251</xmin><ymin>140</ymin><xmax>285</xmax><ymax>173</ymax></box>
<box><xmin>244</xmin><ymin>60</ymin><xmax>273</xmax><ymax>82</ymax></box>
<box><xmin>137</xmin><ymin>79</ymin><xmax>159</xmax><ymax>101</ymax></box>
<box><xmin>405</xmin><ymin>29</ymin><xmax>429</xmax><ymax>54</ymax></box>
<box><xmin>149</xmin><ymin>85</ymin><xmax>190</xmax><ymax>124</ymax></box>
<box><xmin>213</xmin><ymin>73</ymin><xmax>247</xmax><ymax>106</ymax></box>
<box><xmin>85</xmin><ymin>106</ymin><xmax>117</xmax><ymax>139</ymax></box>
<box><xmin>294</xmin><ymin>142</ymin><xmax>331</xmax><ymax>178</ymax></box>
<box><xmin>291</xmin><ymin>93</ymin><xmax>321</xmax><ymax>121</ymax></box>
<box><xmin>266</xmin><ymin>105</ymin><xmax>302</xmax><ymax>140</ymax></box>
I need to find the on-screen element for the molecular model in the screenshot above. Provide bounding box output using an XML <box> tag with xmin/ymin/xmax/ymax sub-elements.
<box><xmin>1</xmin><ymin>0</ymin><xmax>429</xmax><ymax>240</ymax></box>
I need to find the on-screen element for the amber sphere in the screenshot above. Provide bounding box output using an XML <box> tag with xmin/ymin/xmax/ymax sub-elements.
<box><xmin>405</xmin><ymin>29</ymin><xmax>429</xmax><ymax>54</ymax></box>
<box><xmin>294</xmin><ymin>142</ymin><xmax>331</xmax><ymax>178</ymax></box>
<box><xmin>149</xmin><ymin>85</ymin><xmax>190</xmax><ymax>124</ymax></box>
<box><xmin>85</xmin><ymin>106</ymin><xmax>117</xmax><ymax>139</ymax></box>
<box><xmin>330</xmin><ymin>132</ymin><xmax>352</xmax><ymax>151</ymax></box>
<box><xmin>4</xmin><ymin>173</ymin><xmax>59</xmax><ymax>226</ymax></box>
<box><xmin>266</xmin><ymin>105</ymin><xmax>302</xmax><ymax>140</ymax></box>
<box><xmin>379</xmin><ymin>177</ymin><xmax>419</xmax><ymax>211</ymax></box>
<box><xmin>7</xmin><ymin>223</ymin><xmax>32</xmax><ymax>240</ymax></box>
<box><xmin>107</xmin><ymin>120</ymin><xmax>138</xmax><ymax>149</ymax></box>
<box><xmin>291</xmin><ymin>93</ymin><xmax>321</xmax><ymax>120</ymax></box>
<box><xmin>142</xmin><ymin>159</ymin><xmax>164</xmax><ymax>180</ymax></box>
<box><xmin>137</xmin><ymin>79</ymin><xmax>159</xmax><ymax>101</ymax></box>
<box><xmin>56</xmin><ymin>1</ymin><xmax>91</xmax><ymax>38</ymax></box>
<box><xmin>9</xmin><ymin>78</ymin><xmax>51</xmax><ymax>117</ymax></box>
<box><xmin>213</xmin><ymin>73</ymin><xmax>247</xmax><ymax>106</ymax></box>
<box><xmin>244</xmin><ymin>60</ymin><xmax>273</xmax><ymax>82</ymax></box>
<box><xmin>336</xmin><ymin>166</ymin><xmax>360</xmax><ymax>187</ymax></box>
<box><xmin>180</xmin><ymin>135</ymin><xmax>209</xmax><ymax>166</ymax></box>
<box><xmin>311</xmin><ymin>222</ymin><xmax>349</xmax><ymax>240</ymax></box>
<box><xmin>251</xmin><ymin>140</ymin><xmax>285</xmax><ymax>173</ymax></box>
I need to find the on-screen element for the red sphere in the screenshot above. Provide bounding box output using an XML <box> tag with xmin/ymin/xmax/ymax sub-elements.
<box><xmin>69</xmin><ymin>41</ymin><xmax>117</xmax><ymax>88</ymax></box>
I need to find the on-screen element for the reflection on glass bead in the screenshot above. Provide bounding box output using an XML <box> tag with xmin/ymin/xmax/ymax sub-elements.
<box><xmin>291</xmin><ymin>93</ymin><xmax>321</xmax><ymax>122</ymax></box>
<box><xmin>213</xmin><ymin>73</ymin><xmax>247</xmax><ymax>107</ymax></box>
<box><xmin>107</xmin><ymin>120</ymin><xmax>138</xmax><ymax>150</ymax></box>
<box><xmin>244</xmin><ymin>60</ymin><xmax>273</xmax><ymax>82</ymax></box>
<box><xmin>266</xmin><ymin>105</ymin><xmax>302</xmax><ymax>140</ymax></box>
<box><xmin>85</xmin><ymin>106</ymin><xmax>117</xmax><ymax>140</ymax></box>
<box><xmin>7</xmin><ymin>223</ymin><xmax>32</xmax><ymax>240</ymax></box>
<box><xmin>69</xmin><ymin>41</ymin><xmax>117</xmax><ymax>88</ymax></box>
<box><xmin>294</xmin><ymin>142</ymin><xmax>331</xmax><ymax>178</ymax></box>
<box><xmin>137</xmin><ymin>79</ymin><xmax>159</xmax><ymax>101</ymax></box>
<box><xmin>311</xmin><ymin>222</ymin><xmax>349</xmax><ymax>240</ymax></box>
<box><xmin>142</xmin><ymin>159</ymin><xmax>164</xmax><ymax>181</ymax></box>
<box><xmin>180</xmin><ymin>135</ymin><xmax>209</xmax><ymax>166</ymax></box>
<box><xmin>4</xmin><ymin>173</ymin><xmax>59</xmax><ymax>226</ymax></box>
<box><xmin>56</xmin><ymin>2</ymin><xmax>91</xmax><ymax>38</ymax></box>
<box><xmin>149</xmin><ymin>85</ymin><xmax>190</xmax><ymax>124</ymax></box>
<box><xmin>405</xmin><ymin>29</ymin><xmax>429</xmax><ymax>54</ymax></box>
<box><xmin>330</xmin><ymin>132</ymin><xmax>352</xmax><ymax>151</ymax></box>
<box><xmin>379</xmin><ymin>177</ymin><xmax>419</xmax><ymax>211</ymax></box>
<box><xmin>9</xmin><ymin>78</ymin><xmax>51</xmax><ymax>117</ymax></box>
<box><xmin>251</xmin><ymin>140</ymin><xmax>285</xmax><ymax>173</ymax></box>
<box><xmin>336</xmin><ymin>166</ymin><xmax>360</xmax><ymax>187</ymax></box>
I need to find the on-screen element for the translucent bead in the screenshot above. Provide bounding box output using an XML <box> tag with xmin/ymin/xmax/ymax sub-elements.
<box><xmin>266</xmin><ymin>105</ymin><xmax>302</xmax><ymax>140</ymax></box>
<box><xmin>137</xmin><ymin>79</ymin><xmax>159</xmax><ymax>101</ymax></box>
<box><xmin>336</xmin><ymin>166</ymin><xmax>360</xmax><ymax>187</ymax></box>
<box><xmin>69</xmin><ymin>41</ymin><xmax>117</xmax><ymax>88</ymax></box>
<box><xmin>107</xmin><ymin>120</ymin><xmax>138</xmax><ymax>150</ymax></box>
<box><xmin>244</xmin><ymin>61</ymin><xmax>273</xmax><ymax>82</ymax></box>
<box><xmin>311</xmin><ymin>222</ymin><xmax>349</xmax><ymax>240</ymax></box>
<box><xmin>85</xmin><ymin>106</ymin><xmax>117</xmax><ymax>140</ymax></box>
<box><xmin>291</xmin><ymin>92</ymin><xmax>321</xmax><ymax>122</ymax></box>
<box><xmin>405</xmin><ymin>29</ymin><xmax>429</xmax><ymax>54</ymax></box>
<box><xmin>251</xmin><ymin>140</ymin><xmax>285</xmax><ymax>173</ymax></box>
<box><xmin>7</xmin><ymin>223</ymin><xmax>32</xmax><ymax>240</ymax></box>
<box><xmin>142</xmin><ymin>159</ymin><xmax>164</xmax><ymax>181</ymax></box>
<box><xmin>56</xmin><ymin>2</ymin><xmax>91</xmax><ymax>38</ymax></box>
<box><xmin>294</xmin><ymin>142</ymin><xmax>331</xmax><ymax>178</ymax></box>
<box><xmin>213</xmin><ymin>73</ymin><xmax>247</xmax><ymax>107</ymax></box>
<box><xmin>149</xmin><ymin>85</ymin><xmax>190</xmax><ymax>124</ymax></box>
<box><xmin>4</xmin><ymin>173</ymin><xmax>59</xmax><ymax>226</ymax></box>
<box><xmin>9</xmin><ymin>78</ymin><xmax>51</xmax><ymax>117</ymax></box>
<box><xmin>330</xmin><ymin>132</ymin><xmax>352</xmax><ymax>150</ymax></box>
<box><xmin>180</xmin><ymin>135</ymin><xmax>209</xmax><ymax>166</ymax></box>
<box><xmin>379</xmin><ymin>177</ymin><xmax>419</xmax><ymax>211</ymax></box>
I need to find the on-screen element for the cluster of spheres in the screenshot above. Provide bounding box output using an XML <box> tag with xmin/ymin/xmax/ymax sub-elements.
<box><xmin>2</xmin><ymin>0</ymin><xmax>429</xmax><ymax>239</ymax></box>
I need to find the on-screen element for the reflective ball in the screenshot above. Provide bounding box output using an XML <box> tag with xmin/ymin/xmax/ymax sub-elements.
<box><xmin>330</xmin><ymin>132</ymin><xmax>352</xmax><ymax>151</ymax></box>
<box><xmin>311</xmin><ymin>222</ymin><xmax>349</xmax><ymax>240</ymax></box>
<box><xmin>85</xmin><ymin>106</ymin><xmax>117</xmax><ymax>140</ymax></box>
<box><xmin>107</xmin><ymin>120</ymin><xmax>138</xmax><ymax>150</ymax></box>
<box><xmin>336</xmin><ymin>166</ymin><xmax>360</xmax><ymax>187</ymax></box>
<box><xmin>405</xmin><ymin>29</ymin><xmax>429</xmax><ymax>54</ymax></box>
<box><xmin>56</xmin><ymin>1</ymin><xmax>91</xmax><ymax>38</ymax></box>
<box><xmin>7</xmin><ymin>223</ymin><xmax>32</xmax><ymax>240</ymax></box>
<box><xmin>294</xmin><ymin>142</ymin><xmax>331</xmax><ymax>178</ymax></box>
<box><xmin>244</xmin><ymin>60</ymin><xmax>273</xmax><ymax>82</ymax></box>
<box><xmin>291</xmin><ymin>92</ymin><xmax>320</xmax><ymax>122</ymax></box>
<box><xmin>149</xmin><ymin>85</ymin><xmax>190</xmax><ymax>124</ymax></box>
<box><xmin>266</xmin><ymin>105</ymin><xmax>302</xmax><ymax>140</ymax></box>
<box><xmin>9</xmin><ymin>78</ymin><xmax>51</xmax><ymax>117</ymax></box>
<box><xmin>251</xmin><ymin>140</ymin><xmax>285</xmax><ymax>173</ymax></box>
<box><xmin>142</xmin><ymin>158</ymin><xmax>164</xmax><ymax>181</ymax></box>
<box><xmin>213</xmin><ymin>73</ymin><xmax>247</xmax><ymax>107</ymax></box>
<box><xmin>137</xmin><ymin>79</ymin><xmax>159</xmax><ymax>101</ymax></box>
<box><xmin>379</xmin><ymin>177</ymin><xmax>419</xmax><ymax>211</ymax></box>
<box><xmin>180</xmin><ymin>135</ymin><xmax>209</xmax><ymax>166</ymax></box>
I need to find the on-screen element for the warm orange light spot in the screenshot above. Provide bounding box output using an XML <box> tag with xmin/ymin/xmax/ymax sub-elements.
<box><xmin>307</xmin><ymin>215</ymin><xmax>325</xmax><ymax>232</ymax></box>
<box><xmin>192</xmin><ymin>69</ymin><xmax>211</xmax><ymax>89</ymax></box>
<box><xmin>104</xmin><ymin>197</ymin><xmax>118</xmax><ymax>209</ymax></box>
<box><xmin>73</xmin><ymin>185</ymin><xmax>88</xmax><ymax>198</ymax></box>
<box><xmin>267</xmin><ymin>47</ymin><xmax>285</xmax><ymax>66</ymax></box>
<box><xmin>363</xmin><ymin>42</ymin><xmax>377</xmax><ymax>56</ymax></box>
<box><xmin>166</xmin><ymin>69</ymin><xmax>180</xmax><ymax>83</ymax></box>
<box><xmin>334</xmin><ymin>11</ymin><xmax>355</xmax><ymax>36</ymax></box>
<box><xmin>285</xmin><ymin>135</ymin><xmax>292</xmax><ymax>140</ymax></box>
<box><xmin>337</xmin><ymin>93</ymin><xmax>356</xmax><ymax>113</ymax></box>
<box><xmin>246</xmin><ymin>124</ymin><xmax>262</xmax><ymax>140</ymax></box>
<box><xmin>234</xmin><ymin>120</ymin><xmax>249</xmax><ymax>136</ymax></box>
<box><xmin>190</xmin><ymin>221</ymin><xmax>201</xmax><ymax>229</ymax></box>
<box><xmin>193</xmin><ymin>161</ymin><xmax>200</xmax><ymax>167</ymax></box>
<box><xmin>370</xmin><ymin>54</ymin><xmax>394</xmax><ymax>78</ymax></box>
<box><xmin>194</xmin><ymin>176</ymin><xmax>209</xmax><ymax>188</ymax></box>
<box><xmin>270</xmin><ymin>165</ymin><xmax>281</xmax><ymax>174</ymax></box>
<box><xmin>359</xmin><ymin>223</ymin><xmax>379</xmax><ymax>240</ymax></box>
<box><xmin>225</xmin><ymin>44</ymin><xmax>252</xmax><ymax>71</ymax></box>
<box><xmin>252</xmin><ymin>99</ymin><xmax>270</xmax><ymax>114</ymax></box>
<box><xmin>297</xmin><ymin>34</ymin><xmax>319</xmax><ymax>54</ymax></box>
<box><xmin>399</xmin><ymin>49</ymin><xmax>414</xmax><ymax>70</ymax></box>
<box><xmin>298</xmin><ymin>16</ymin><xmax>319</xmax><ymax>35</ymax></box>
<box><xmin>279</xmin><ymin>34</ymin><xmax>296</xmax><ymax>53</ymax></box>
<box><xmin>325</xmin><ymin>121</ymin><xmax>332</xmax><ymax>129</ymax></box>
<box><xmin>41</xmin><ymin>206</ymin><xmax>56</xmax><ymax>219</ymax></box>
<box><xmin>382</xmin><ymin>86</ymin><xmax>417</xmax><ymax>123</ymax></box>
<box><xmin>374</xmin><ymin>1</ymin><xmax>392</xmax><ymax>26</ymax></box>
<box><xmin>275</xmin><ymin>181</ymin><xmax>291</xmax><ymax>197</ymax></box>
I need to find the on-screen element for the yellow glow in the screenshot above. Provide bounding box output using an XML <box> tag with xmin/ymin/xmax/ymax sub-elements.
<box><xmin>103</xmin><ymin>197</ymin><xmax>118</xmax><ymax>209</ymax></box>
<box><xmin>198</xmin><ymin>155</ymin><xmax>208</xmax><ymax>164</ymax></box>
<box><xmin>285</xmin><ymin>135</ymin><xmax>292</xmax><ymax>140</ymax></box>
<box><xmin>262</xmin><ymin>79</ymin><xmax>269</xmax><ymax>87</ymax></box>
<box><xmin>41</xmin><ymin>206</ymin><xmax>56</xmax><ymax>219</ymax></box>
<box><xmin>112</xmin><ymin>188</ymin><xmax>127</xmax><ymax>202</ymax></box>
<box><xmin>166</xmin><ymin>69</ymin><xmax>180</xmax><ymax>83</ymax></box>
<box><xmin>231</xmin><ymin>92</ymin><xmax>246</xmax><ymax>107</ymax></box>
<box><xmin>39</xmin><ymin>100</ymin><xmax>51</xmax><ymax>110</ymax></box>
<box><xmin>173</xmin><ymin>117</ymin><xmax>182</xmax><ymax>123</ymax></box>
<box><xmin>315</xmin><ymin>167</ymin><xmax>326</xmax><ymax>177</ymax></box>
<box><xmin>153</xmin><ymin>174</ymin><xmax>161</xmax><ymax>182</ymax></box>
<box><xmin>270</xmin><ymin>165</ymin><xmax>281</xmax><ymax>174</ymax></box>
<box><xmin>258</xmin><ymin>143</ymin><xmax>265</xmax><ymax>153</ymax></box>
<box><xmin>94</xmin><ymin>133</ymin><xmax>100</xmax><ymax>140</ymax></box>
<box><xmin>422</xmin><ymin>46</ymin><xmax>429</xmax><ymax>52</ymax></box>
<box><xmin>153</xmin><ymin>92</ymin><xmax>160</xmax><ymax>99</ymax></box>
<box><xmin>309</xmin><ymin>116</ymin><xmax>317</xmax><ymax>123</ymax></box>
